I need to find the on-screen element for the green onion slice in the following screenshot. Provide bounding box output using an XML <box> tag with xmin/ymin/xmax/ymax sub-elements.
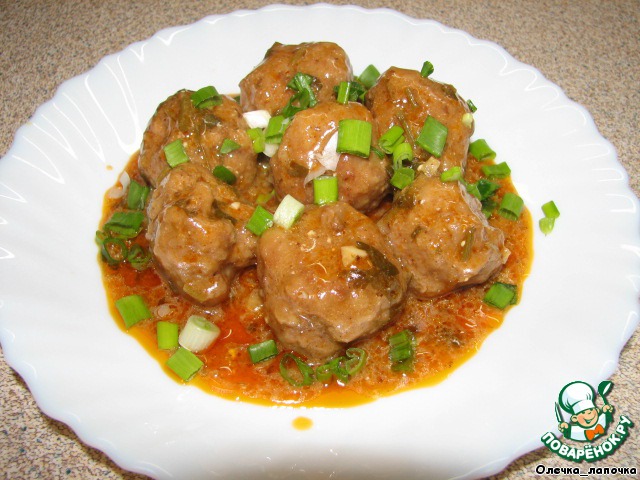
<box><xmin>99</xmin><ymin>236</ymin><xmax>127</xmax><ymax>265</ymax></box>
<box><xmin>469</xmin><ymin>139</ymin><xmax>496</xmax><ymax>161</ymax></box>
<box><xmin>498</xmin><ymin>192</ymin><xmax>525</xmax><ymax>221</ymax></box>
<box><xmin>390</xmin><ymin>167</ymin><xmax>415</xmax><ymax>190</ymax></box>
<box><xmin>212</xmin><ymin>165</ymin><xmax>237</xmax><ymax>185</ymax></box>
<box><xmin>336</xmin><ymin>81</ymin><xmax>350</xmax><ymax>104</ymax></box>
<box><xmin>392</xmin><ymin>142</ymin><xmax>414</xmax><ymax>170</ymax></box>
<box><xmin>481</xmin><ymin>162</ymin><xmax>511</xmax><ymax>179</ymax></box>
<box><xmin>539</xmin><ymin>216</ymin><xmax>556</xmax><ymax>235</ymax></box>
<box><xmin>247</xmin><ymin>127</ymin><xmax>265</xmax><ymax>153</ymax></box>
<box><xmin>157</xmin><ymin>321</ymin><xmax>179</xmax><ymax>350</ymax></box>
<box><xmin>467</xmin><ymin>99</ymin><xmax>477</xmax><ymax>113</ymax></box>
<box><xmin>166</xmin><ymin>347</ymin><xmax>203</xmax><ymax>382</ymax></box>
<box><xmin>416</xmin><ymin>116</ymin><xmax>448</xmax><ymax>158</ymax></box>
<box><xmin>440</xmin><ymin>166</ymin><xmax>462</xmax><ymax>182</ymax></box>
<box><xmin>475</xmin><ymin>179</ymin><xmax>501</xmax><ymax>200</ymax></box>
<box><xmin>273</xmin><ymin>194</ymin><xmax>305</xmax><ymax>229</ymax></box>
<box><xmin>358</xmin><ymin>64</ymin><xmax>380</xmax><ymax>89</ymax></box>
<box><xmin>355</xmin><ymin>241</ymin><xmax>399</xmax><ymax>277</ymax></box>
<box><xmin>313</xmin><ymin>176</ymin><xmax>339</xmax><ymax>205</ymax></box>
<box><xmin>541</xmin><ymin>200</ymin><xmax>560</xmax><ymax>219</ymax></box>
<box><xmin>115</xmin><ymin>294</ymin><xmax>152</xmax><ymax>329</ymax></box>
<box><xmin>246</xmin><ymin>205</ymin><xmax>274</xmax><ymax>236</ymax></box>
<box><xmin>265</xmin><ymin>115</ymin><xmax>288</xmax><ymax>144</ymax></box>
<box><xmin>248</xmin><ymin>339</ymin><xmax>278</xmax><ymax>364</ymax></box>
<box><xmin>420</xmin><ymin>60</ymin><xmax>434</xmax><ymax>78</ymax></box>
<box><xmin>388</xmin><ymin>329</ymin><xmax>416</xmax><ymax>372</ymax></box>
<box><xmin>191</xmin><ymin>86</ymin><xmax>223</xmax><ymax>109</ymax></box>
<box><xmin>164</xmin><ymin>139</ymin><xmax>189</xmax><ymax>167</ymax></box>
<box><xmin>378</xmin><ymin>125</ymin><xmax>405</xmax><ymax>154</ymax></box>
<box><xmin>336</xmin><ymin>119</ymin><xmax>372</xmax><ymax>158</ymax></box>
<box><xmin>127</xmin><ymin>180</ymin><xmax>150</xmax><ymax>210</ymax></box>
<box><xmin>279</xmin><ymin>353</ymin><xmax>315</xmax><ymax>387</ymax></box>
<box><xmin>219</xmin><ymin>138</ymin><xmax>240</xmax><ymax>155</ymax></box>
<box><xmin>103</xmin><ymin>211</ymin><xmax>145</xmax><ymax>239</ymax></box>
<box><xmin>481</xmin><ymin>198</ymin><xmax>498</xmax><ymax>218</ymax></box>
<box><xmin>126</xmin><ymin>244</ymin><xmax>151</xmax><ymax>270</ymax></box>
<box><xmin>483</xmin><ymin>282</ymin><xmax>518</xmax><ymax>309</ymax></box>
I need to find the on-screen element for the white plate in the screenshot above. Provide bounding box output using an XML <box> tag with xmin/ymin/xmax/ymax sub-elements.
<box><xmin>1</xmin><ymin>4</ymin><xmax>638</xmax><ymax>479</ymax></box>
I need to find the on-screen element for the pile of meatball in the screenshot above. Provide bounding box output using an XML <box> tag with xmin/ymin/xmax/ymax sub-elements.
<box><xmin>139</xmin><ymin>42</ymin><xmax>508</xmax><ymax>363</ymax></box>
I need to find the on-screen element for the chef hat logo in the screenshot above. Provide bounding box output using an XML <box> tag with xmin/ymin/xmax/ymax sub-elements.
<box><xmin>559</xmin><ymin>381</ymin><xmax>596</xmax><ymax>415</ymax></box>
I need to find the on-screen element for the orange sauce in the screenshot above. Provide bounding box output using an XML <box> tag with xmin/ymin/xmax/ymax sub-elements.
<box><xmin>99</xmin><ymin>154</ymin><xmax>533</xmax><ymax>408</ymax></box>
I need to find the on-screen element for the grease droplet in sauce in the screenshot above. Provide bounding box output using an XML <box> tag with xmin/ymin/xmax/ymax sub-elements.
<box><xmin>292</xmin><ymin>416</ymin><xmax>313</xmax><ymax>430</ymax></box>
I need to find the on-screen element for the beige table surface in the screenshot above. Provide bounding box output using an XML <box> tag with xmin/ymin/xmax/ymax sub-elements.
<box><xmin>1</xmin><ymin>1</ymin><xmax>638</xmax><ymax>479</ymax></box>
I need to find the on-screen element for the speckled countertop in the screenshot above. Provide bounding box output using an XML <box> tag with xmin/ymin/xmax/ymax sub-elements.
<box><xmin>1</xmin><ymin>1</ymin><xmax>638</xmax><ymax>479</ymax></box>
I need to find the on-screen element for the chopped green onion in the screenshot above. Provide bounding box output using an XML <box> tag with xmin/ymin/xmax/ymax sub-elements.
<box><xmin>115</xmin><ymin>294</ymin><xmax>152</xmax><ymax>329</ymax></box>
<box><xmin>463</xmin><ymin>180</ymin><xmax>481</xmax><ymax>200</ymax></box>
<box><xmin>191</xmin><ymin>86</ymin><xmax>222</xmax><ymax>109</ymax></box>
<box><xmin>212</xmin><ymin>165</ymin><xmax>237</xmax><ymax>185</ymax></box>
<box><xmin>371</xmin><ymin>145</ymin><xmax>385</xmax><ymax>159</ymax></box>
<box><xmin>462</xmin><ymin>113</ymin><xmax>474</xmax><ymax>129</ymax></box>
<box><xmin>99</xmin><ymin>236</ymin><xmax>127</xmax><ymax>265</ymax></box>
<box><xmin>164</xmin><ymin>139</ymin><xmax>189</xmax><ymax>167</ymax></box>
<box><xmin>103</xmin><ymin>211</ymin><xmax>145</xmax><ymax>239</ymax></box>
<box><xmin>288</xmin><ymin>73</ymin><xmax>317</xmax><ymax>105</ymax></box>
<box><xmin>313</xmin><ymin>176</ymin><xmax>339</xmax><ymax>205</ymax></box>
<box><xmin>541</xmin><ymin>200</ymin><xmax>560</xmax><ymax>219</ymax></box>
<box><xmin>539</xmin><ymin>200</ymin><xmax>560</xmax><ymax>235</ymax></box>
<box><xmin>475</xmin><ymin>179</ymin><xmax>501</xmax><ymax>200</ymax></box>
<box><xmin>481</xmin><ymin>198</ymin><xmax>498</xmax><ymax>218</ymax></box>
<box><xmin>256</xmin><ymin>189</ymin><xmax>275</xmax><ymax>205</ymax></box>
<box><xmin>467</xmin><ymin>99</ymin><xmax>477</xmax><ymax>113</ymax></box>
<box><xmin>390</xmin><ymin>167</ymin><xmax>415</xmax><ymax>190</ymax></box>
<box><xmin>219</xmin><ymin>138</ymin><xmax>240</xmax><ymax>155</ymax></box>
<box><xmin>126</xmin><ymin>243</ymin><xmax>151</xmax><ymax>270</ymax></box>
<box><xmin>166</xmin><ymin>347</ymin><xmax>203</xmax><ymax>381</ymax></box>
<box><xmin>127</xmin><ymin>180</ymin><xmax>150</xmax><ymax>210</ymax></box>
<box><xmin>344</xmin><ymin>347</ymin><xmax>367</xmax><ymax>376</ymax></box>
<box><xmin>334</xmin><ymin>81</ymin><xmax>366</xmax><ymax>102</ymax></box>
<box><xmin>481</xmin><ymin>161</ymin><xmax>511</xmax><ymax>179</ymax></box>
<box><xmin>336</xmin><ymin>81</ymin><xmax>350</xmax><ymax>104</ymax></box>
<box><xmin>246</xmin><ymin>205</ymin><xmax>274</xmax><ymax>236</ymax></box>
<box><xmin>336</xmin><ymin>119</ymin><xmax>372</xmax><ymax>158</ymax></box>
<box><xmin>247</xmin><ymin>127</ymin><xmax>265</xmax><ymax>153</ymax></box>
<box><xmin>392</xmin><ymin>142</ymin><xmax>414</xmax><ymax>170</ymax></box>
<box><xmin>416</xmin><ymin>116</ymin><xmax>448</xmax><ymax>158</ymax></box>
<box><xmin>420</xmin><ymin>60</ymin><xmax>434</xmax><ymax>78</ymax></box>
<box><xmin>469</xmin><ymin>139</ymin><xmax>496</xmax><ymax>161</ymax></box>
<box><xmin>483</xmin><ymin>282</ymin><xmax>518</xmax><ymax>309</ymax></box>
<box><xmin>388</xmin><ymin>329</ymin><xmax>415</xmax><ymax>372</ymax></box>
<box><xmin>461</xmin><ymin>227</ymin><xmax>476</xmax><ymax>261</ymax></box>
<box><xmin>378</xmin><ymin>125</ymin><xmax>405</xmax><ymax>154</ymax></box>
<box><xmin>539</xmin><ymin>217</ymin><xmax>556</xmax><ymax>235</ymax></box>
<box><xmin>179</xmin><ymin>315</ymin><xmax>220</xmax><ymax>353</ymax></box>
<box><xmin>273</xmin><ymin>194</ymin><xmax>305</xmax><ymax>229</ymax></box>
<box><xmin>157</xmin><ymin>321</ymin><xmax>179</xmax><ymax>350</ymax></box>
<box><xmin>358</xmin><ymin>64</ymin><xmax>380</xmax><ymax>89</ymax></box>
<box><xmin>248</xmin><ymin>339</ymin><xmax>278</xmax><ymax>363</ymax></box>
<box><xmin>265</xmin><ymin>115</ymin><xmax>288</xmax><ymax>144</ymax></box>
<box><xmin>440</xmin><ymin>166</ymin><xmax>462</xmax><ymax>182</ymax></box>
<box><xmin>279</xmin><ymin>353</ymin><xmax>315</xmax><ymax>387</ymax></box>
<box><xmin>498</xmin><ymin>192</ymin><xmax>524</xmax><ymax>221</ymax></box>
<box><xmin>355</xmin><ymin>241</ymin><xmax>399</xmax><ymax>276</ymax></box>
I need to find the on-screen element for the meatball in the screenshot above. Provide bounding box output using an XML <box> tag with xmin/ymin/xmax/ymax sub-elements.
<box><xmin>270</xmin><ymin>101</ymin><xmax>390</xmax><ymax>212</ymax></box>
<box><xmin>258</xmin><ymin>202</ymin><xmax>408</xmax><ymax>362</ymax></box>
<box><xmin>378</xmin><ymin>175</ymin><xmax>507</xmax><ymax>298</ymax></box>
<box><xmin>365</xmin><ymin>67</ymin><xmax>473</xmax><ymax>172</ymax></box>
<box><xmin>146</xmin><ymin>163</ymin><xmax>256</xmax><ymax>306</ymax></box>
<box><xmin>138</xmin><ymin>90</ymin><xmax>257</xmax><ymax>190</ymax></box>
<box><xmin>239</xmin><ymin>42</ymin><xmax>353</xmax><ymax>115</ymax></box>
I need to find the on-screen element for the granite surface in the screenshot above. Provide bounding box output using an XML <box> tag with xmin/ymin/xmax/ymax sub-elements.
<box><xmin>1</xmin><ymin>1</ymin><xmax>638</xmax><ymax>478</ymax></box>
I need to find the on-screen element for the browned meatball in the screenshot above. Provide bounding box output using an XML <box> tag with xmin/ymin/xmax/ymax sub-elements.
<box><xmin>239</xmin><ymin>42</ymin><xmax>353</xmax><ymax>115</ymax></box>
<box><xmin>146</xmin><ymin>163</ymin><xmax>256</xmax><ymax>306</ymax></box>
<box><xmin>258</xmin><ymin>202</ymin><xmax>408</xmax><ymax>362</ymax></box>
<box><xmin>270</xmin><ymin>101</ymin><xmax>390</xmax><ymax>212</ymax></box>
<box><xmin>139</xmin><ymin>90</ymin><xmax>257</xmax><ymax>190</ymax></box>
<box><xmin>366</xmin><ymin>67</ymin><xmax>473</xmax><ymax>172</ymax></box>
<box><xmin>378</xmin><ymin>175</ymin><xmax>507</xmax><ymax>298</ymax></box>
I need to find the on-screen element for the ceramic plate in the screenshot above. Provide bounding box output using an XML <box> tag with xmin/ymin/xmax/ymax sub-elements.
<box><xmin>1</xmin><ymin>4</ymin><xmax>638</xmax><ymax>479</ymax></box>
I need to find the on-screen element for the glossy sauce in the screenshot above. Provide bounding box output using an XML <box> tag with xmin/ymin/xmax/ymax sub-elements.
<box><xmin>99</xmin><ymin>153</ymin><xmax>532</xmax><ymax>407</ymax></box>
